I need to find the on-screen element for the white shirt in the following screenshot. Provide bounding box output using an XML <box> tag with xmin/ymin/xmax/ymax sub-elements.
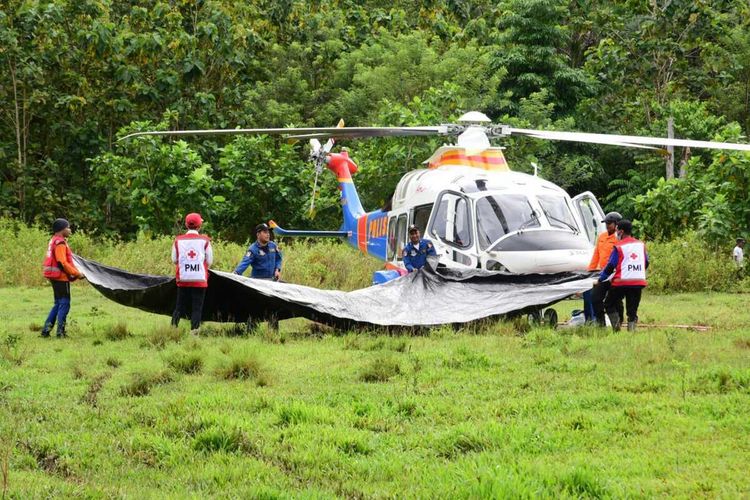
<box><xmin>733</xmin><ymin>245</ymin><xmax>744</xmax><ymax>266</ymax></box>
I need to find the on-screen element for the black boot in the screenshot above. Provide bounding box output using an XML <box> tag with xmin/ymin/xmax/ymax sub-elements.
<box><xmin>56</xmin><ymin>326</ymin><xmax>67</xmax><ymax>338</ymax></box>
<box><xmin>41</xmin><ymin>324</ymin><xmax>51</xmax><ymax>338</ymax></box>
<box><xmin>607</xmin><ymin>311</ymin><xmax>621</xmax><ymax>332</ymax></box>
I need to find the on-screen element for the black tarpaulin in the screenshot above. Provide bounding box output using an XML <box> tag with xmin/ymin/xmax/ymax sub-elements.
<box><xmin>73</xmin><ymin>255</ymin><xmax>594</xmax><ymax>328</ymax></box>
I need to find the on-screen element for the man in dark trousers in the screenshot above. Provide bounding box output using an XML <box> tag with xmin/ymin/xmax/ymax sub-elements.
<box><xmin>171</xmin><ymin>213</ymin><xmax>213</xmax><ymax>333</ymax></box>
<box><xmin>234</xmin><ymin>222</ymin><xmax>283</xmax><ymax>331</ymax></box>
<box><xmin>234</xmin><ymin>223</ymin><xmax>282</xmax><ymax>280</ymax></box>
<box><xmin>41</xmin><ymin>218</ymin><xmax>86</xmax><ymax>338</ymax></box>
<box><xmin>588</xmin><ymin>211</ymin><xmax>624</xmax><ymax>326</ymax></box>
<box><xmin>599</xmin><ymin>219</ymin><xmax>649</xmax><ymax>332</ymax></box>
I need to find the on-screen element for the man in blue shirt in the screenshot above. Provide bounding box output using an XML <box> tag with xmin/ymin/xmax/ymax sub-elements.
<box><xmin>234</xmin><ymin>223</ymin><xmax>282</xmax><ymax>280</ymax></box>
<box><xmin>402</xmin><ymin>225</ymin><xmax>437</xmax><ymax>272</ymax></box>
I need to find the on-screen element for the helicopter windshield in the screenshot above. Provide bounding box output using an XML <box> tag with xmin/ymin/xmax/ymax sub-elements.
<box><xmin>476</xmin><ymin>194</ymin><xmax>539</xmax><ymax>250</ymax></box>
<box><xmin>537</xmin><ymin>194</ymin><xmax>578</xmax><ymax>232</ymax></box>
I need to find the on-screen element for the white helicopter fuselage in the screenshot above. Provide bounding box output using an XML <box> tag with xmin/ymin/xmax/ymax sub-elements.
<box><xmin>386</xmin><ymin>159</ymin><xmax>605</xmax><ymax>274</ymax></box>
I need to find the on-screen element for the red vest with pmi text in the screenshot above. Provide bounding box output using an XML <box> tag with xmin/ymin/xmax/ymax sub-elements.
<box><xmin>42</xmin><ymin>236</ymin><xmax>72</xmax><ymax>280</ymax></box>
<box><xmin>612</xmin><ymin>237</ymin><xmax>648</xmax><ymax>287</ymax></box>
<box><xmin>174</xmin><ymin>233</ymin><xmax>210</xmax><ymax>287</ymax></box>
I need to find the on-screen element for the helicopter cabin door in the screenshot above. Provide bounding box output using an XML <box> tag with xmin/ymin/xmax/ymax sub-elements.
<box><xmin>571</xmin><ymin>192</ymin><xmax>606</xmax><ymax>246</ymax></box>
<box><xmin>427</xmin><ymin>191</ymin><xmax>477</xmax><ymax>268</ymax></box>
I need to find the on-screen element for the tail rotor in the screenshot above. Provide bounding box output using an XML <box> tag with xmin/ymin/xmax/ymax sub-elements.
<box><xmin>308</xmin><ymin>120</ymin><xmax>342</xmax><ymax>216</ymax></box>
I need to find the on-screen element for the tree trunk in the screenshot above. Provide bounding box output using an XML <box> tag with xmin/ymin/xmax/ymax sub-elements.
<box><xmin>666</xmin><ymin>117</ymin><xmax>674</xmax><ymax>180</ymax></box>
<box><xmin>679</xmin><ymin>147</ymin><xmax>690</xmax><ymax>179</ymax></box>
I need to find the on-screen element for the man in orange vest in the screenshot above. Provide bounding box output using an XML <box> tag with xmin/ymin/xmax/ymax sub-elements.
<box><xmin>599</xmin><ymin>219</ymin><xmax>649</xmax><ymax>332</ymax></box>
<box><xmin>171</xmin><ymin>213</ymin><xmax>213</xmax><ymax>333</ymax></box>
<box><xmin>41</xmin><ymin>218</ymin><xmax>86</xmax><ymax>338</ymax></box>
<box><xmin>588</xmin><ymin>211</ymin><xmax>624</xmax><ymax>326</ymax></box>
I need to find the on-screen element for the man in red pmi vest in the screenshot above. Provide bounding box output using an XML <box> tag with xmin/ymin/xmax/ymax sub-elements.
<box><xmin>598</xmin><ymin>219</ymin><xmax>649</xmax><ymax>332</ymax></box>
<box><xmin>41</xmin><ymin>218</ymin><xmax>86</xmax><ymax>337</ymax></box>
<box><xmin>171</xmin><ymin>213</ymin><xmax>213</xmax><ymax>332</ymax></box>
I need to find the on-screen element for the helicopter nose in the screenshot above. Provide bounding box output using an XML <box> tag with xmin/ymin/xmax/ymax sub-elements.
<box><xmin>490</xmin><ymin>230</ymin><xmax>591</xmax><ymax>252</ymax></box>
<box><xmin>487</xmin><ymin>230</ymin><xmax>591</xmax><ymax>273</ymax></box>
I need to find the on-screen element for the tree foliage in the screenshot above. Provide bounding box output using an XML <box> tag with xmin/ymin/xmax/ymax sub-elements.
<box><xmin>1</xmin><ymin>0</ymin><xmax>750</xmax><ymax>244</ymax></box>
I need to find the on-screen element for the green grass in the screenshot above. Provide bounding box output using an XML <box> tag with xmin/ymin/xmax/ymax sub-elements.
<box><xmin>1</xmin><ymin>286</ymin><xmax>749</xmax><ymax>497</ymax></box>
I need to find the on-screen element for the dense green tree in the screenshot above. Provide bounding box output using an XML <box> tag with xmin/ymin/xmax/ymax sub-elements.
<box><xmin>2</xmin><ymin>0</ymin><xmax>750</xmax><ymax>246</ymax></box>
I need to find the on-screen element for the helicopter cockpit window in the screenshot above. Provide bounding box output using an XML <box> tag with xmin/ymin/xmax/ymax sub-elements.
<box><xmin>430</xmin><ymin>193</ymin><xmax>472</xmax><ymax>249</ymax></box>
<box><xmin>537</xmin><ymin>195</ymin><xmax>578</xmax><ymax>232</ymax></box>
<box><xmin>476</xmin><ymin>194</ymin><xmax>539</xmax><ymax>250</ymax></box>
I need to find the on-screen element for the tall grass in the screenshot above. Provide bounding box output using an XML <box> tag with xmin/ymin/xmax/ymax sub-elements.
<box><xmin>646</xmin><ymin>232</ymin><xmax>741</xmax><ymax>293</ymax></box>
<box><xmin>2</xmin><ymin>217</ymin><xmax>743</xmax><ymax>293</ymax></box>
<box><xmin>0</xmin><ymin>218</ymin><xmax>379</xmax><ymax>290</ymax></box>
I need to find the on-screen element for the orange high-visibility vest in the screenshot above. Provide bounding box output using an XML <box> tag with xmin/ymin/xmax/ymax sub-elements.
<box><xmin>42</xmin><ymin>236</ymin><xmax>72</xmax><ymax>280</ymax></box>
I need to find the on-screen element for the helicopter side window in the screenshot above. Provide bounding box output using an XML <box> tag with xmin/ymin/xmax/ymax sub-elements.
<box><xmin>537</xmin><ymin>194</ymin><xmax>578</xmax><ymax>232</ymax></box>
<box><xmin>576</xmin><ymin>197</ymin><xmax>599</xmax><ymax>244</ymax></box>
<box><xmin>387</xmin><ymin>216</ymin><xmax>397</xmax><ymax>261</ymax></box>
<box><xmin>476</xmin><ymin>195</ymin><xmax>539</xmax><ymax>250</ymax></box>
<box><xmin>411</xmin><ymin>204</ymin><xmax>433</xmax><ymax>234</ymax></box>
<box><xmin>430</xmin><ymin>193</ymin><xmax>471</xmax><ymax>249</ymax></box>
<box><xmin>395</xmin><ymin>214</ymin><xmax>408</xmax><ymax>260</ymax></box>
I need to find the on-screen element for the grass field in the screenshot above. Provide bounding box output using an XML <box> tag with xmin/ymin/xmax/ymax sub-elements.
<box><xmin>1</xmin><ymin>285</ymin><xmax>749</xmax><ymax>498</ymax></box>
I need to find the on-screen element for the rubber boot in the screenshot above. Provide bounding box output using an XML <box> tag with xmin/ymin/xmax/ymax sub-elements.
<box><xmin>627</xmin><ymin>321</ymin><xmax>637</xmax><ymax>332</ymax></box>
<box><xmin>41</xmin><ymin>323</ymin><xmax>52</xmax><ymax>338</ymax></box>
<box><xmin>607</xmin><ymin>311</ymin><xmax>621</xmax><ymax>332</ymax></box>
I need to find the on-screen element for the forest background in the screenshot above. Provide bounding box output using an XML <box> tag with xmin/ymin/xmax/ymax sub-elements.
<box><xmin>2</xmin><ymin>0</ymin><xmax>750</xmax><ymax>244</ymax></box>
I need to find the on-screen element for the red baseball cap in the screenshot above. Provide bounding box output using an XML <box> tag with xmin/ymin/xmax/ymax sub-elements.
<box><xmin>185</xmin><ymin>213</ymin><xmax>203</xmax><ymax>229</ymax></box>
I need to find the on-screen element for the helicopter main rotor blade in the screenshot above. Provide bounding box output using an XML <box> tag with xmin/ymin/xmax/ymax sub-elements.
<box><xmin>120</xmin><ymin>126</ymin><xmax>450</xmax><ymax>142</ymax></box>
<box><xmin>509</xmin><ymin>128</ymin><xmax>750</xmax><ymax>152</ymax></box>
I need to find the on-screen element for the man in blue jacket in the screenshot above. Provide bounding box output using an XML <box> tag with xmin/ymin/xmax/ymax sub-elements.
<box><xmin>234</xmin><ymin>223</ymin><xmax>282</xmax><ymax>280</ymax></box>
<box><xmin>402</xmin><ymin>225</ymin><xmax>436</xmax><ymax>272</ymax></box>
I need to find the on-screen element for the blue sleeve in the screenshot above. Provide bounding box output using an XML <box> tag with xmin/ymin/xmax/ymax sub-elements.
<box><xmin>274</xmin><ymin>244</ymin><xmax>282</xmax><ymax>271</ymax></box>
<box><xmin>599</xmin><ymin>248</ymin><xmax>619</xmax><ymax>282</ymax></box>
<box><xmin>402</xmin><ymin>246</ymin><xmax>414</xmax><ymax>272</ymax></box>
<box><xmin>234</xmin><ymin>246</ymin><xmax>254</xmax><ymax>275</ymax></box>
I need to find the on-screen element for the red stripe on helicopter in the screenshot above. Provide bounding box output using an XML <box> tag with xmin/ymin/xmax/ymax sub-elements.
<box><xmin>429</xmin><ymin>150</ymin><xmax>509</xmax><ymax>171</ymax></box>
<box><xmin>357</xmin><ymin>215</ymin><xmax>368</xmax><ymax>253</ymax></box>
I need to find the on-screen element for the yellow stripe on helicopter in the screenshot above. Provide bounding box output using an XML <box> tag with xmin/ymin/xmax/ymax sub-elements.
<box><xmin>426</xmin><ymin>147</ymin><xmax>509</xmax><ymax>171</ymax></box>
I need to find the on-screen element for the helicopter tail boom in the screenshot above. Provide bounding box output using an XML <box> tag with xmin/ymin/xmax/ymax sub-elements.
<box><xmin>268</xmin><ymin>220</ymin><xmax>350</xmax><ymax>238</ymax></box>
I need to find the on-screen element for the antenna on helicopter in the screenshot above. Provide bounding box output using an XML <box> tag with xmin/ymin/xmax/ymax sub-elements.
<box><xmin>531</xmin><ymin>162</ymin><xmax>539</xmax><ymax>177</ymax></box>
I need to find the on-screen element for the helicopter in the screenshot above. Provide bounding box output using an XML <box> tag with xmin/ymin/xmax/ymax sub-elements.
<box><xmin>124</xmin><ymin>111</ymin><xmax>750</xmax><ymax>285</ymax></box>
